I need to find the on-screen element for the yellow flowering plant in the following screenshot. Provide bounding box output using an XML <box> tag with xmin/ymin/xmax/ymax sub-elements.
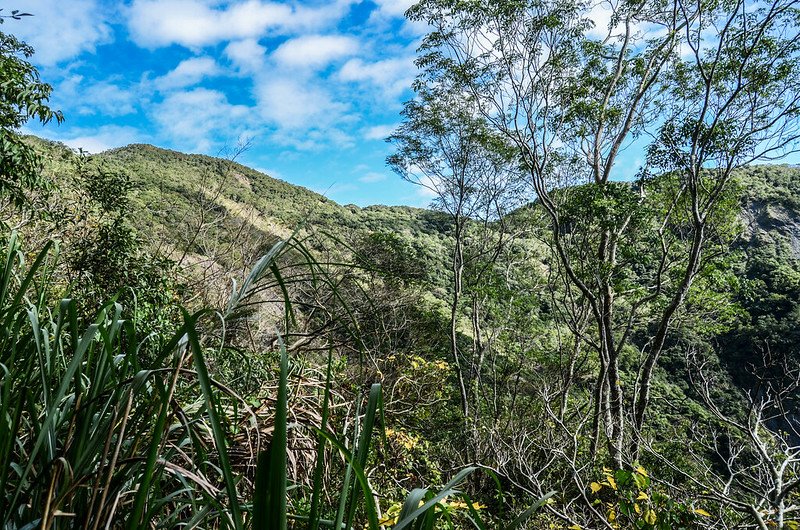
<box><xmin>586</xmin><ymin>465</ymin><xmax>713</xmax><ymax>529</ymax></box>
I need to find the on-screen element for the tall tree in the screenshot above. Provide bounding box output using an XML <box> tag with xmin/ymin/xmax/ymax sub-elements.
<box><xmin>388</xmin><ymin>87</ymin><xmax>519</xmax><ymax>427</ymax></box>
<box><xmin>407</xmin><ymin>0</ymin><xmax>800</xmax><ymax>473</ymax></box>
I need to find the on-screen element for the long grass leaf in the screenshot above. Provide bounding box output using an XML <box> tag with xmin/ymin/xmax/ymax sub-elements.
<box><xmin>316</xmin><ymin>429</ymin><xmax>380</xmax><ymax>530</ymax></box>
<box><xmin>253</xmin><ymin>339</ymin><xmax>288</xmax><ymax>530</ymax></box>
<box><xmin>392</xmin><ymin>467</ymin><xmax>479</xmax><ymax>530</ymax></box>
<box><xmin>344</xmin><ymin>383</ymin><xmax>382</xmax><ymax>529</ymax></box>
<box><xmin>505</xmin><ymin>491</ymin><xmax>555</xmax><ymax>530</ymax></box>
<box><xmin>308</xmin><ymin>348</ymin><xmax>334</xmax><ymax>530</ymax></box>
<box><xmin>183</xmin><ymin>308</ymin><xmax>244</xmax><ymax>530</ymax></box>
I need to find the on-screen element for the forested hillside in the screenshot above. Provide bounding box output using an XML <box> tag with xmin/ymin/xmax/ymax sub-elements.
<box><xmin>14</xmin><ymin>131</ymin><xmax>800</xmax><ymax>528</ymax></box>
<box><xmin>3</xmin><ymin>0</ymin><xmax>800</xmax><ymax>529</ymax></box>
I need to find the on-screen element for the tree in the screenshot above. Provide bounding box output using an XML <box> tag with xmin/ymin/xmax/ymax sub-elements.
<box><xmin>388</xmin><ymin>86</ymin><xmax>519</xmax><ymax>428</ymax></box>
<box><xmin>403</xmin><ymin>0</ymin><xmax>800</xmax><ymax>524</ymax></box>
<box><xmin>0</xmin><ymin>28</ymin><xmax>62</xmax><ymax>208</ymax></box>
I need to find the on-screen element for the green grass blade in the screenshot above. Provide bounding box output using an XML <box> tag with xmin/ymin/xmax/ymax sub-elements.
<box><xmin>308</xmin><ymin>348</ymin><xmax>334</xmax><ymax>530</ymax></box>
<box><xmin>252</xmin><ymin>339</ymin><xmax>288</xmax><ymax>530</ymax></box>
<box><xmin>5</xmin><ymin>321</ymin><xmax>99</xmax><ymax>527</ymax></box>
<box><xmin>344</xmin><ymin>383</ymin><xmax>382</xmax><ymax>529</ymax></box>
<box><xmin>460</xmin><ymin>493</ymin><xmax>487</xmax><ymax>530</ymax></box>
<box><xmin>392</xmin><ymin>467</ymin><xmax>479</xmax><ymax>530</ymax></box>
<box><xmin>126</xmin><ymin>375</ymin><xmax>171</xmax><ymax>530</ymax></box>
<box><xmin>183</xmin><ymin>308</ymin><xmax>244</xmax><ymax>529</ymax></box>
<box><xmin>316</xmin><ymin>429</ymin><xmax>380</xmax><ymax>530</ymax></box>
<box><xmin>397</xmin><ymin>488</ymin><xmax>430</xmax><ymax>521</ymax></box>
<box><xmin>334</xmin><ymin>397</ymin><xmax>361</xmax><ymax>530</ymax></box>
<box><xmin>505</xmin><ymin>491</ymin><xmax>555</xmax><ymax>530</ymax></box>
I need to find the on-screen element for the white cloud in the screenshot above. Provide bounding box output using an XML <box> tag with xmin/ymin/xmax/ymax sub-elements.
<box><xmin>272</xmin><ymin>35</ymin><xmax>358</xmax><ymax>69</ymax></box>
<box><xmin>53</xmin><ymin>125</ymin><xmax>146</xmax><ymax>154</ymax></box>
<box><xmin>584</xmin><ymin>1</ymin><xmax>670</xmax><ymax>41</ymax></box>
<box><xmin>82</xmin><ymin>82</ymin><xmax>139</xmax><ymax>116</ymax></box>
<box><xmin>52</xmin><ymin>76</ymin><xmax>140</xmax><ymax>118</ymax></box>
<box><xmin>9</xmin><ymin>0</ymin><xmax>112</xmax><ymax>65</ymax></box>
<box><xmin>269</xmin><ymin>125</ymin><xmax>354</xmax><ymax>151</ymax></box>
<box><xmin>313</xmin><ymin>181</ymin><xmax>358</xmax><ymax>198</ymax></box>
<box><xmin>364</xmin><ymin>123</ymin><xmax>396</xmax><ymax>141</ymax></box>
<box><xmin>338</xmin><ymin>57</ymin><xmax>415</xmax><ymax>97</ymax></box>
<box><xmin>127</xmin><ymin>0</ymin><xmax>356</xmax><ymax>48</ymax></box>
<box><xmin>585</xmin><ymin>1</ymin><xmax>616</xmax><ymax>39</ymax></box>
<box><xmin>250</xmin><ymin>165</ymin><xmax>284</xmax><ymax>179</ymax></box>
<box><xmin>225</xmin><ymin>39</ymin><xmax>267</xmax><ymax>72</ymax></box>
<box><xmin>359</xmin><ymin>172</ymin><xmax>387</xmax><ymax>183</ymax></box>
<box><xmin>367</xmin><ymin>0</ymin><xmax>429</xmax><ymax>36</ymax></box>
<box><xmin>154</xmin><ymin>88</ymin><xmax>252</xmax><ymax>151</ymax></box>
<box><xmin>154</xmin><ymin>57</ymin><xmax>222</xmax><ymax>90</ymax></box>
<box><xmin>256</xmin><ymin>78</ymin><xmax>347</xmax><ymax>129</ymax></box>
<box><xmin>416</xmin><ymin>174</ymin><xmax>439</xmax><ymax>198</ymax></box>
<box><xmin>128</xmin><ymin>0</ymin><xmax>286</xmax><ymax>48</ymax></box>
<box><xmin>372</xmin><ymin>0</ymin><xmax>414</xmax><ymax>18</ymax></box>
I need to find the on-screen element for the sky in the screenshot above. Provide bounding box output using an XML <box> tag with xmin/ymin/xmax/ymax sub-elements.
<box><xmin>13</xmin><ymin>0</ymin><xmax>430</xmax><ymax>207</ymax></box>
<box><xmin>11</xmin><ymin>1</ymin><xmax>798</xmax><ymax>208</ymax></box>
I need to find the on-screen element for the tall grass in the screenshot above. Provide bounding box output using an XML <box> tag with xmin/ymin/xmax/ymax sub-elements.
<box><xmin>0</xmin><ymin>231</ymin><xmax>259</xmax><ymax>528</ymax></box>
<box><xmin>0</xmin><ymin>231</ymin><xmax>550</xmax><ymax>528</ymax></box>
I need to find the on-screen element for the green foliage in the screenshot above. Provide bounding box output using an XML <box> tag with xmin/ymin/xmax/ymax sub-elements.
<box><xmin>0</xmin><ymin>31</ymin><xmax>62</xmax><ymax>207</ymax></box>
<box><xmin>64</xmin><ymin>156</ymin><xmax>181</xmax><ymax>352</ymax></box>
<box><xmin>355</xmin><ymin>231</ymin><xmax>428</xmax><ymax>285</ymax></box>
<box><xmin>587</xmin><ymin>466</ymin><xmax>711</xmax><ymax>529</ymax></box>
<box><xmin>0</xmin><ymin>32</ymin><xmax>61</xmax><ymax>130</ymax></box>
<box><xmin>0</xmin><ymin>233</ymin><xmax>246</xmax><ymax>528</ymax></box>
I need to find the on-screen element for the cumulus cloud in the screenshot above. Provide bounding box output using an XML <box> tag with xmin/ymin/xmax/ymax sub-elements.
<box><xmin>338</xmin><ymin>57</ymin><xmax>415</xmax><ymax>98</ymax></box>
<box><xmin>82</xmin><ymin>82</ymin><xmax>140</xmax><ymax>116</ymax></box>
<box><xmin>9</xmin><ymin>0</ymin><xmax>112</xmax><ymax>65</ymax></box>
<box><xmin>256</xmin><ymin>78</ymin><xmax>347</xmax><ymax>129</ymax></box>
<box><xmin>48</xmin><ymin>125</ymin><xmax>147</xmax><ymax>154</ymax></box>
<box><xmin>313</xmin><ymin>181</ymin><xmax>358</xmax><ymax>198</ymax></box>
<box><xmin>359</xmin><ymin>172</ymin><xmax>387</xmax><ymax>183</ymax></box>
<box><xmin>225</xmin><ymin>39</ymin><xmax>268</xmax><ymax>72</ymax></box>
<box><xmin>272</xmin><ymin>35</ymin><xmax>357</xmax><ymax>69</ymax></box>
<box><xmin>372</xmin><ymin>0</ymin><xmax>414</xmax><ymax>18</ymax></box>
<box><xmin>154</xmin><ymin>88</ymin><xmax>252</xmax><ymax>151</ymax></box>
<box><xmin>128</xmin><ymin>0</ymin><xmax>284</xmax><ymax>48</ymax></box>
<box><xmin>584</xmin><ymin>0</ymin><xmax>669</xmax><ymax>40</ymax></box>
<box><xmin>154</xmin><ymin>57</ymin><xmax>222</xmax><ymax>90</ymax></box>
<box><xmin>127</xmin><ymin>0</ymin><xmax>356</xmax><ymax>48</ymax></box>
<box><xmin>416</xmin><ymin>174</ymin><xmax>440</xmax><ymax>198</ymax></box>
<box><xmin>367</xmin><ymin>0</ymin><xmax>429</xmax><ymax>36</ymax></box>
<box><xmin>363</xmin><ymin>123</ymin><xmax>397</xmax><ymax>141</ymax></box>
<box><xmin>585</xmin><ymin>1</ymin><xmax>616</xmax><ymax>39</ymax></box>
<box><xmin>51</xmin><ymin>75</ymin><xmax>141</xmax><ymax>118</ymax></box>
<box><xmin>269</xmin><ymin>126</ymin><xmax>354</xmax><ymax>151</ymax></box>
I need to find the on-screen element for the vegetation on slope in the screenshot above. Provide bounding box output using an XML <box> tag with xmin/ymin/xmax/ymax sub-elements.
<box><xmin>3</xmin><ymin>0</ymin><xmax>800</xmax><ymax>528</ymax></box>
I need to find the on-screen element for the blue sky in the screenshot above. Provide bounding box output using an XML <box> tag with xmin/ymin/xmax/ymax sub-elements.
<box><xmin>14</xmin><ymin>0</ymin><xmax>431</xmax><ymax>206</ymax></box>
<box><xmin>12</xmin><ymin>1</ymin><xmax>798</xmax><ymax>208</ymax></box>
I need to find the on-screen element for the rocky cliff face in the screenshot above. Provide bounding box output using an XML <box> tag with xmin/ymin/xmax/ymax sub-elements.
<box><xmin>743</xmin><ymin>199</ymin><xmax>800</xmax><ymax>258</ymax></box>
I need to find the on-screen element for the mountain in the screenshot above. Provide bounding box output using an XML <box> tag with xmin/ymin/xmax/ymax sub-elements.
<box><xmin>28</xmin><ymin>136</ymin><xmax>455</xmax><ymax>293</ymax></box>
<box><xmin>19</xmin><ymin>134</ymin><xmax>800</xmax><ymax>526</ymax></box>
<box><xmin>28</xmin><ymin>137</ymin><xmax>800</xmax><ymax>310</ymax></box>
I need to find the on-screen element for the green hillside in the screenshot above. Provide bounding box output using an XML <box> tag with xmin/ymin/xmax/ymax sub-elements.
<box><xmin>30</xmin><ymin>135</ymin><xmax>800</xmax><ymax>372</ymax></box>
<box><xmin>11</xmin><ymin>134</ymin><xmax>800</xmax><ymax>529</ymax></box>
<box><xmin>26</xmin><ymin>136</ymin><xmax>454</xmax><ymax>299</ymax></box>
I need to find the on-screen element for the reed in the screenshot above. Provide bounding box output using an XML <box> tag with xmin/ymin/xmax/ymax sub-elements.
<box><xmin>0</xmin><ymin>232</ymin><xmax>549</xmax><ymax>528</ymax></box>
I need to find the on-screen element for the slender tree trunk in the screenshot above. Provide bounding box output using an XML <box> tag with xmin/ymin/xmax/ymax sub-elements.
<box><xmin>450</xmin><ymin>218</ymin><xmax>470</xmax><ymax>420</ymax></box>
<box><xmin>468</xmin><ymin>294</ymin><xmax>486</xmax><ymax>461</ymax></box>
<box><xmin>633</xmin><ymin>222</ymin><xmax>705</xmax><ymax>453</ymax></box>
